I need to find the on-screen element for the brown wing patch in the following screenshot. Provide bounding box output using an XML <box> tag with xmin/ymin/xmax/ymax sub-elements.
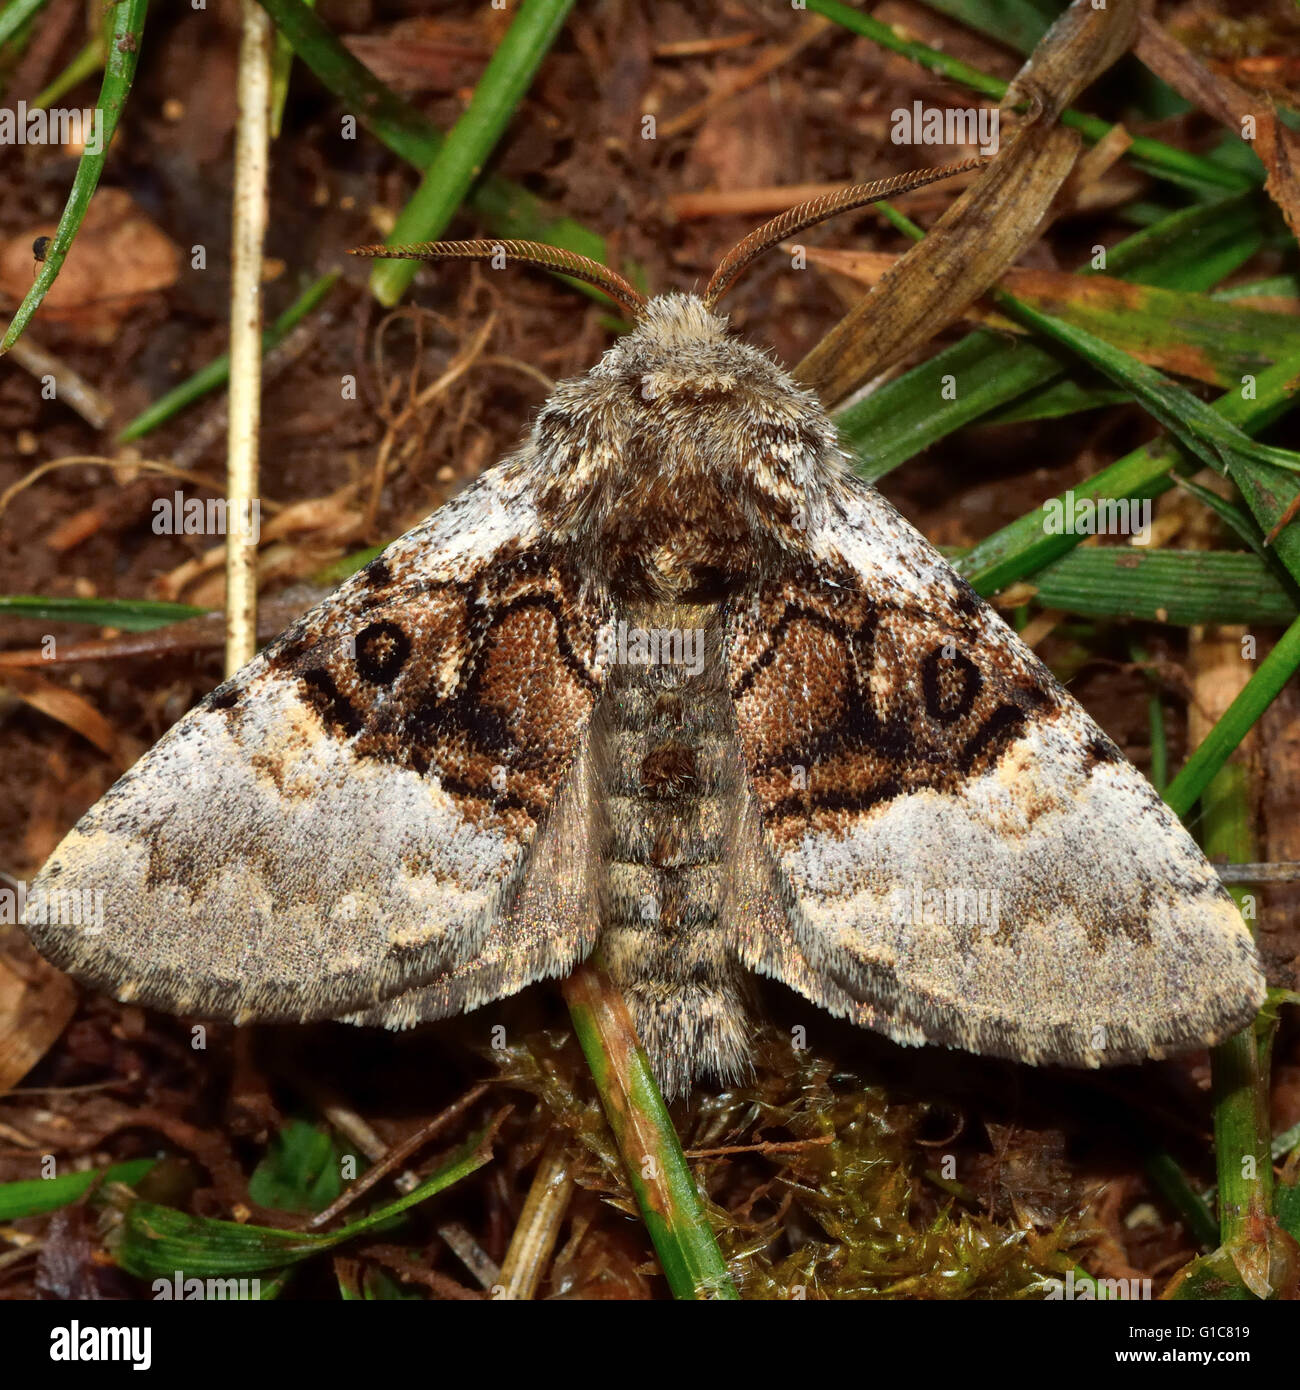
<box><xmin>225</xmin><ymin>542</ymin><xmax>605</xmax><ymax>841</ymax></box>
<box><xmin>729</xmin><ymin>560</ymin><xmax>1064</xmax><ymax>849</ymax></box>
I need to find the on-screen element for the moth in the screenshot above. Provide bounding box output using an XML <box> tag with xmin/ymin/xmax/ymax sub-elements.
<box><xmin>24</xmin><ymin>165</ymin><xmax>1265</xmax><ymax>1099</ymax></box>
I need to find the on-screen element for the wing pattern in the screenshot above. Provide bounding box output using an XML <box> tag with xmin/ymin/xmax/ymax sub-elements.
<box><xmin>27</xmin><ymin>464</ymin><xmax>610</xmax><ymax>1024</ymax></box>
<box><xmin>727</xmin><ymin>476</ymin><xmax>1264</xmax><ymax>1066</ymax></box>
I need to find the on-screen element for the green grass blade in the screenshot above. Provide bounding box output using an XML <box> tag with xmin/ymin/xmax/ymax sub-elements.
<box><xmin>1202</xmin><ymin>798</ymin><xmax>1271</xmax><ymax>1260</ymax></box>
<box><xmin>1143</xmin><ymin>1151</ymin><xmax>1220</xmax><ymax>1250</ymax></box>
<box><xmin>956</xmin><ymin>345</ymin><xmax>1300</xmax><ymax>596</ymax></box>
<box><xmin>0</xmin><ymin>0</ymin><xmax>148</xmax><ymax>354</ymax></box>
<box><xmin>1028</xmin><ymin>548</ymin><xmax>1297</xmax><ymax>626</ymax></box>
<box><xmin>369</xmin><ymin>0</ymin><xmax>575</xmax><ymax>308</ymax></box>
<box><xmin>1008</xmin><ymin>281</ymin><xmax>1299</xmax><ymax>390</ymax></box>
<box><xmin>0</xmin><ymin>595</ymin><xmax>206</xmax><ymax>630</ymax></box>
<box><xmin>995</xmin><ymin>291</ymin><xmax>1300</xmax><ymax>476</ymax></box>
<box><xmin>1162</xmin><ymin>615</ymin><xmax>1300</xmax><ymax>820</ymax></box>
<box><xmin>268</xmin><ymin>0</ymin><xmax>312</xmax><ymax>137</ymax></box>
<box><xmin>990</xmin><ymin>292</ymin><xmax>1300</xmax><ymax>585</ymax></box>
<box><xmin>0</xmin><ymin>1158</ymin><xmax>157</xmax><ymax>1220</ymax></box>
<box><xmin>564</xmin><ymin>959</ymin><xmax>738</xmax><ymax>1300</ymax></box>
<box><xmin>838</xmin><ymin>193</ymin><xmax>1266</xmax><ymax>479</ymax></box>
<box><xmin>979</xmin><ymin>380</ymin><xmax>1132</xmax><ymax>425</ymax></box>
<box><xmin>0</xmin><ymin>0</ymin><xmax>50</xmax><ymax>48</ymax></box>
<box><xmin>1130</xmin><ymin>639</ymin><xmax>1170</xmax><ymax>792</ymax></box>
<box><xmin>116</xmin><ymin>1129</ymin><xmax>492</xmax><ymax>1279</ymax></box>
<box><xmin>1171</xmin><ymin>477</ymin><xmax>1274</xmax><ymax>563</ymax></box>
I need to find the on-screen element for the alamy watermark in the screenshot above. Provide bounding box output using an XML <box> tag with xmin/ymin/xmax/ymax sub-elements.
<box><xmin>0</xmin><ymin>102</ymin><xmax>103</xmax><ymax>154</ymax></box>
<box><xmin>49</xmin><ymin>1323</ymin><xmax>150</xmax><ymax>1370</ymax></box>
<box><xmin>1</xmin><ymin>878</ymin><xmax>103</xmax><ymax>932</ymax></box>
<box><xmin>596</xmin><ymin>620</ymin><xmax>705</xmax><ymax>677</ymax></box>
<box><xmin>1042</xmin><ymin>490</ymin><xmax>1152</xmax><ymax>544</ymax></box>
<box><xmin>890</xmin><ymin>881</ymin><xmax>1001</xmax><ymax>931</ymax></box>
<box><xmin>1042</xmin><ymin>1268</ymin><xmax>1152</xmax><ymax>1300</ymax></box>
<box><xmin>152</xmin><ymin>1271</ymin><xmax>262</xmax><ymax>1300</ymax></box>
<box><xmin>152</xmin><ymin>490</ymin><xmax>261</xmax><ymax>543</ymax></box>
<box><xmin>891</xmin><ymin>101</ymin><xmax>999</xmax><ymax>157</ymax></box>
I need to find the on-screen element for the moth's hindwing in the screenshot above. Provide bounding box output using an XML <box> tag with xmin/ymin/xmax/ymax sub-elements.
<box><xmin>25</xmin><ymin>464</ymin><xmax>609</xmax><ymax>1024</ymax></box>
<box><xmin>727</xmin><ymin>475</ymin><xmax>1266</xmax><ymax>1066</ymax></box>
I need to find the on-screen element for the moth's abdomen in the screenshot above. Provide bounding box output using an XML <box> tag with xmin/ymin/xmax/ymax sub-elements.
<box><xmin>596</xmin><ymin>610</ymin><xmax>751</xmax><ymax>1098</ymax></box>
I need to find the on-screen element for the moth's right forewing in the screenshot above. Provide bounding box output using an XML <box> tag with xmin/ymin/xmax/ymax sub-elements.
<box><xmin>25</xmin><ymin>463</ymin><xmax>610</xmax><ymax>1023</ymax></box>
<box><xmin>726</xmin><ymin>474</ymin><xmax>1265</xmax><ymax>1066</ymax></box>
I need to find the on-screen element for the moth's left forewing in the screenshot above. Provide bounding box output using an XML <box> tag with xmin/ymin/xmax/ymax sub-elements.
<box><xmin>25</xmin><ymin>463</ymin><xmax>611</xmax><ymax>1024</ymax></box>
<box><xmin>727</xmin><ymin>475</ymin><xmax>1265</xmax><ymax>1066</ymax></box>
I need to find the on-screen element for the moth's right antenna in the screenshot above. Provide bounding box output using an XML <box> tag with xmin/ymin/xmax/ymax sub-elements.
<box><xmin>348</xmin><ymin>238</ymin><xmax>648</xmax><ymax>320</ymax></box>
<box><xmin>702</xmin><ymin>158</ymin><xmax>986</xmax><ymax>311</ymax></box>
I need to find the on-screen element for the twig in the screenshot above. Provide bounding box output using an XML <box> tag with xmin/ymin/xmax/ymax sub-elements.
<box><xmin>683</xmin><ymin>1136</ymin><xmax>834</xmax><ymax>1160</ymax></box>
<box><xmin>358</xmin><ymin>1244</ymin><xmax>483</xmax><ymax>1300</ymax></box>
<box><xmin>5</xmin><ymin>337</ymin><xmax>113</xmax><ymax>429</ymax></box>
<box><xmin>436</xmin><ymin>1223</ymin><xmax>500</xmax><ymax>1291</ymax></box>
<box><xmin>496</xmin><ymin>1135</ymin><xmax>574</xmax><ymax>1300</ymax></box>
<box><xmin>309</xmin><ymin>1083</ymin><xmax>491</xmax><ymax>1229</ymax></box>
<box><xmin>225</xmin><ymin>0</ymin><xmax>274</xmax><ymax>674</ymax></box>
<box><xmin>1214</xmin><ymin>862</ymin><xmax>1300</xmax><ymax>884</ymax></box>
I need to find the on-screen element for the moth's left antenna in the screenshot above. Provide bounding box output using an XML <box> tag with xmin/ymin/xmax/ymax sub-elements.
<box><xmin>703</xmin><ymin>158</ymin><xmax>986</xmax><ymax>310</ymax></box>
<box><xmin>348</xmin><ymin>238</ymin><xmax>648</xmax><ymax>320</ymax></box>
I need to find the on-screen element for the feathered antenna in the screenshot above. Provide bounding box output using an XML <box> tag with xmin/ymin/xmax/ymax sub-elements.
<box><xmin>703</xmin><ymin>158</ymin><xmax>986</xmax><ymax>311</ymax></box>
<box><xmin>347</xmin><ymin>238</ymin><xmax>648</xmax><ymax>320</ymax></box>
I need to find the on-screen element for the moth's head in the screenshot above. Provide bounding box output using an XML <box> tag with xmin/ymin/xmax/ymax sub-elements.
<box><xmin>589</xmin><ymin>291</ymin><xmax>749</xmax><ymax>396</ymax></box>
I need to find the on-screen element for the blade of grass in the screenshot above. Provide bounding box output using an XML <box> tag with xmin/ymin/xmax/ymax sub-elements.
<box><xmin>115</xmin><ymin>1128</ymin><xmax>493</xmax><ymax>1279</ymax></box>
<box><xmin>1026</xmin><ymin>548</ymin><xmax>1297</xmax><ymax>627</ymax></box>
<box><xmin>987</xmin><ymin>291</ymin><xmax>1300</xmax><ymax>588</ymax></box>
<box><xmin>495</xmin><ymin>1136</ymin><xmax>573</xmax><ymax>1301</ymax></box>
<box><xmin>977</xmin><ymin>379</ymin><xmax>1132</xmax><ymax>424</ymax></box>
<box><xmin>0</xmin><ymin>0</ymin><xmax>147</xmax><ymax>354</ymax></box>
<box><xmin>368</xmin><ymin>0</ymin><xmax>575</xmax><ymax>308</ymax></box>
<box><xmin>1162</xmin><ymin>615</ymin><xmax>1300</xmax><ymax>820</ymax></box>
<box><xmin>1131</xmin><ymin>640</ymin><xmax>1169</xmax><ymax>792</ymax></box>
<box><xmin>984</xmin><ymin>257</ymin><xmax>1300</xmax><ymax>422</ymax></box>
<box><xmin>994</xmin><ymin>290</ymin><xmax>1300</xmax><ymax>478</ymax></box>
<box><xmin>268</xmin><ymin>0</ymin><xmax>312</xmax><ymax>137</ymax></box>
<box><xmin>805</xmin><ymin>0</ymin><xmax>1253</xmax><ymax>194</ymax></box>
<box><xmin>1143</xmin><ymin>1151</ymin><xmax>1220</xmax><ymax>1249</ymax></box>
<box><xmin>1170</xmin><ymin>476</ymin><xmax>1275</xmax><ymax>564</ymax></box>
<box><xmin>1202</xmin><ymin>786</ymin><xmax>1272</xmax><ymax>1262</ymax></box>
<box><xmin>0</xmin><ymin>0</ymin><xmax>50</xmax><ymax>48</ymax></box>
<box><xmin>562</xmin><ymin>957</ymin><xmax>738</xmax><ymax>1300</ymax></box>
<box><xmin>0</xmin><ymin>1158</ymin><xmax>157</xmax><ymax>1221</ymax></box>
<box><xmin>1181</xmin><ymin>634</ymin><xmax>1284</xmax><ymax>1299</ymax></box>
<box><xmin>0</xmin><ymin>595</ymin><xmax>206</xmax><ymax>630</ymax></box>
<box><xmin>955</xmin><ymin>343</ymin><xmax>1300</xmax><ymax>596</ymax></box>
